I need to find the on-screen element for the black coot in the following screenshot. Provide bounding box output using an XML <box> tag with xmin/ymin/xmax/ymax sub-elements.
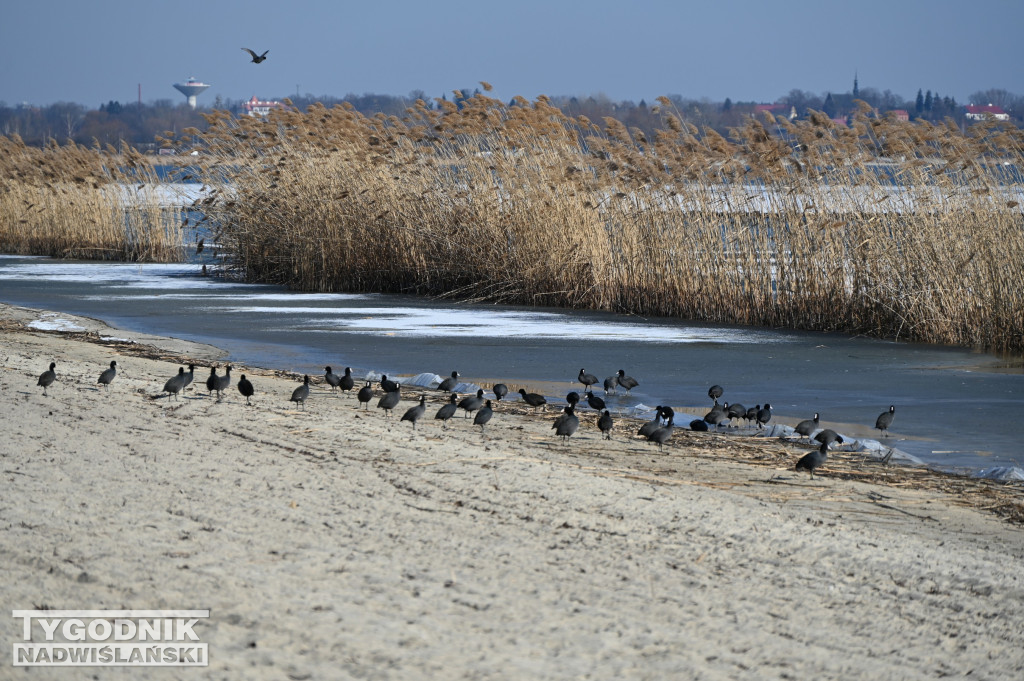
<box><xmin>401</xmin><ymin>395</ymin><xmax>427</xmax><ymax>429</ymax></box>
<box><xmin>37</xmin><ymin>362</ymin><xmax>57</xmax><ymax>396</ymax></box>
<box><xmin>598</xmin><ymin>410</ymin><xmax>614</xmax><ymax>439</ymax></box>
<box><xmin>97</xmin><ymin>361</ymin><xmax>116</xmax><ymax>391</ymax></box>
<box><xmin>357</xmin><ymin>381</ymin><xmax>373</xmax><ymax>409</ymax></box>
<box><xmin>238</xmin><ymin>374</ymin><xmax>255</xmax><ymax>405</ymax></box>
<box><xmin>377</xmin><ymin>386</ymin><xmax>401</xmax><ymax>417</ymax></box>
<box><xmin>647</xmin><ymin>414</ymin><xmax>675</xmax><ymax>451</ymax></box>
<box><xmin>339</xmin><ymin>367</ymin><xmax>355</xmax><ymax>394</ymax></box>
<box><xmin>162</xmin><ymin>367</ymin><xmax>186</xmax><ymax>400</ymax></box>
<box><xmin>182</xmin><ymin>364</ymin><xmax>196</xmax><ymax>392</ymax></box>
<box><xmin>814</xmin><ymin>429</ymin><xmax>844</xmax><ymax>447</ymax></box>
<box><xmin>290</xmin><ymin>375</ymin><xmax>311</xmax><ymax>409</ymax></box>
<box><xmin>474</xmin><ymin>400</ymin><xmax>494</xmax><ymax>432</ymax></box>
<box><xmin>794</xmin><ymin>413</ymin><xmax>820</xmax><ymax>442</ymax></box>
<box><xmin>554</xmin><ymin>406</ymin><xmax>579</xmax><ymax>442</ymax></box>
<box><xmin>585</xmin><ymin>392</ymin><xmax>606</xmax><ymax>411</ymax></box>
<box><xmin>616</xmin><ymin>369</ymin><xmax>639</xmax><ymax>395</ymax></box>
<box><xmin>745</xmin><ymin>405</ymin><xmax>759</xmax><ymax>426</ymax></box>
<box><xmin>458</xmin><ymin>389</ymin><xmax>485</xmax><ymax>418</ymax></box>
<box><xmin>726</xmin><ymin>402</ymin><xmax>746</xmax><ymax>426</ymax></box>
<box><xmin>206</xmin><ymin>366</ymin><xmax>219</xmax><ymax>396</ymax></box>
<box><xmin>215</xmin><ymin>365</ymin><xmax>232</xmax><ymax>401</ymax></box>
<box><xmin>325</xmin><ymin>366</ymin><xmax>341</xmax><ymax>392</ymax></box>
<box><xmin>704</xmin><ymin>403</ymin><xmax>729</xmax><ymax>429</ymax></box>
<box><xmin>552</xmin><ymin>405</ymin><xmax>573</xmax><ymax>429</ymax></box>
<box><xmin>438</xmin><ymin>371</ymin><xmax>460</xmax><ymax>393</ymax></box>
<box><xmin>638</xmin><ymin>407</ymin><xmax>665</xmax><ymax>438</ymax></box>
<box><xmin>518</xmin><ymin>388</ymin><xmax>547</xmax><ymax>412</ymax></box>
<box><xmin>796</xmin><ymin>442</ymin><xmax>829</xmax><ymax>478</ymax></box>
<box><xmin>577</xmin><ymin>368</ymin><xmax>598</xmax><ymax>393</ymax></box>
<box><xmin>435</xmin><ymin>393</ymin><xmax>458</xmax><ymax>428</ymax></box>
<box><xmin>875</xmin><ymin>405</ymin><xmax>895</xmax><ymax>436</ymax></box>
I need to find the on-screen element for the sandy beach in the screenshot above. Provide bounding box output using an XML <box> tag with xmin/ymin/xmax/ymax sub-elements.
<box><xmin>2</xmin><ymin>302</ymin><xmax>1023</xmax><ymax>680</ymax></box>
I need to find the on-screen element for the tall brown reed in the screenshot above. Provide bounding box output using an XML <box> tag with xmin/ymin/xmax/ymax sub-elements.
<box><xmin>0</xmin><ymin>135</ymin><xmax>186</xmax><ymax>261</ymax></box>
<box><xmin>189</xmin><ymin>93</ymin><xmax>1024</xmax><ymax>354</ymax></box>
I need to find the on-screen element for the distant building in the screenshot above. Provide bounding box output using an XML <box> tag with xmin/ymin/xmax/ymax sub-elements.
<box><xmin>965</xmin><ymin>104</ymin><xmax>1009</xmax><ymax>121</ymax></box>
<box><xmin>173</xmin><ymin>77</ymin><xmax>210</xmax><ymax>109</ymax></box>
<box><xmin>753</xmin><ymin>103</ymin><xmax>797</xmax><ymax>120</ymax></box>
<box><xmin>243</xmin><ymin>95</ymin><xmax>287</xmax><ymax>118</ymax></box>
<box><xmin>890</xmin><ymin>109</ymin><xmax>910</xmax><ymax>121</ymax></box>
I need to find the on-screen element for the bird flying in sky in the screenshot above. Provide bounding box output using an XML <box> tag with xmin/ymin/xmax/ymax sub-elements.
<box><xmin>242</xmin><ymin>48</ymin><xmax>269</xmax><ymax>63</ymax></box>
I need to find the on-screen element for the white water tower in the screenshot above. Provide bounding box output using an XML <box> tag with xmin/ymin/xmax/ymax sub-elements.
<box><xmin>173</xmin><ymin>77</ymin><xmax>210</xmax><ymax>109</ymax></box>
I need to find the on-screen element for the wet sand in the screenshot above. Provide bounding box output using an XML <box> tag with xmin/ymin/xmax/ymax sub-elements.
<box><xmin>2</xmin><ymin>303</ymin><xmax>1024</xmax><ymax>679</ymax></box>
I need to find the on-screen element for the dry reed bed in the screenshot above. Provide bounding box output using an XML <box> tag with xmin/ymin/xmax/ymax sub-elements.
<box><xmin>185</xmin><ymin>93</ymin><xmax>1022</xmax><ymax>353</ymax></box>
<box><xmin>0</xmin><ymin>135</ymin><xmax>185</xmax><ymax>261</ymax></box>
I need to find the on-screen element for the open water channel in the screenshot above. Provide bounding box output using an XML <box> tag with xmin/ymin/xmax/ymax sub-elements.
<box><xmin>1</xmin><ymin>254</ymin><xmax>1022</xmax><ymax>476</ymax></box>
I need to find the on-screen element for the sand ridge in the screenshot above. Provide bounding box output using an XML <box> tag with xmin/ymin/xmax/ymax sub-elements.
<box><xmin>2</xmin><ymin>304</ymin><xmax>1023</xmax><ymax>679</ymax></box>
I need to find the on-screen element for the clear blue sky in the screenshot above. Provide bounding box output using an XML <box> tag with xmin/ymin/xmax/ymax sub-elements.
<box><xmin>2</xmin><ymin>0</ymin><xmax>1020</xmax><ymax>108</ymax></box>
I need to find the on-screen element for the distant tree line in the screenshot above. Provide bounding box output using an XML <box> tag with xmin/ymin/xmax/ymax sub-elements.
<box><xmin>2</xmin><ymin>83</ymin><xmax>1021</xmax><ymax>150</ymax></box>
<box><xmin>0</xmin><ymin>99</ymin><xmax>207</xmax><ymax>150</ymax></box>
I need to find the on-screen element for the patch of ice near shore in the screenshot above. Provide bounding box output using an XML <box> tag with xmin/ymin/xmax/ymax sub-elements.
<box><xmin>630</xmin><ymin>403</ymin><xmax>661</xmax><ymax>417</ymax></box>
<box><xmin>0</xmin><ymin>262</ymin><xmax>225</xmax><ymax>290</ymax></box>
<box><xmin>753</xmin><ymin>423</ymin><xmax>925</xmax><ymax>465</ymax></box>
<box><xmin>27</xmin><ymin>315</ymin><xmax>85</xmax><ymax>332</ymax></box>
<box><xmin>845</xmin><ymin>438</ymin><xmax>925</xmax><ymax>465</ymax></box>
<box><xmin>221</xmin><ymin>305</ymin><xmax>794</xmax><ymax>344</ymax></box>
<box><xmin>361</xmin><ymin>371</ymin><xmax>482</xmax><ymax>393</ymax></box>
<box><xmin>404</xmin><ymin>373</ymin><xmax>442</xmax><ymax>388</ymax></box>
<box><xmin>972</xmin><ymin>466</ymin><xmax>1024</xmax><ymax>482</ymax></box>
<box><xmin>758</xmin><ymin>423</ymin><xmax>797</xmax><ymax>438</ymax></box>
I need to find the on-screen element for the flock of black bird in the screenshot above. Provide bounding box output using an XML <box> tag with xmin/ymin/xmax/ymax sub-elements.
<box><xmin>34</xmin><ymin>360</ymin><xmax>897</xmax><ymax>479</ymax></box>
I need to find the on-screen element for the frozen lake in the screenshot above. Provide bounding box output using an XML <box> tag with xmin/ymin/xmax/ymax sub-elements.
<box><xmin>1</xmin><ymin>254</ymin><xmax>1022</xmax><ymax>475</ymax></box>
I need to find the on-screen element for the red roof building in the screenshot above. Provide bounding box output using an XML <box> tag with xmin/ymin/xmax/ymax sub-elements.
<box><xmin>965</xmin><ymin>104</ymin><xmax>1009</xmax><ymax>121</ymax></box>
<box><xmin>242</xmin><ymin>95</ymin><xmax>287</xmax><ymax>118</ymax></box>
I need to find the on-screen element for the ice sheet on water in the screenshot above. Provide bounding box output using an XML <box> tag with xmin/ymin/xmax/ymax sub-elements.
<box><xmin>972</xmin><ymin>466</ymin><xmax>1024</xmax><ymax>481</ymax></box>
<box><xmin>752</xmin><ymin>424</ymin><xmax>925</xmax><ymax>465</ymax></box>
<box><xmin>756</xmin><ymin>423</ymin><xmax>796</xmax><ymax>438</ymax></box>
<box><xmin>405</xmin><ymin>373</ymin><xmax>442</xmax><ymax>388</ymax></box>
<box><xmin>357</xmin><ymin>373</ymin><xmax>483</xmax><ymax>392</ymax></box>
<box><xmin>630</xmin><ymin>403</ymin><xmax>661</xmax><ymax>417</ymax></box>
<box><xmin>0</xmin><ymin>262</ymin><xmax>225</xmax><ymax>290</ymax></box>
<box><xmin>362</xmin><ymin>371</ymin><xmax>420</xmax><ymax>386</ymax></box>
<box><xmin>27</xmin><ymin>316</ymin><xmax>85</xmax><ymax>332</ymax></box>
<box><xmin>91</xmin><ymin>292</ymin><xmax>374</xmax><ymax>302</ymax></box>
<box><xmin>219</xmin><ymin>305</ymin><xmax>791</xmax><ymax>344</ymax></box>
<box><xmin>846</xmin><ymin>438</ymin><xmax>924</xmax><ymax>464</ymax></box>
